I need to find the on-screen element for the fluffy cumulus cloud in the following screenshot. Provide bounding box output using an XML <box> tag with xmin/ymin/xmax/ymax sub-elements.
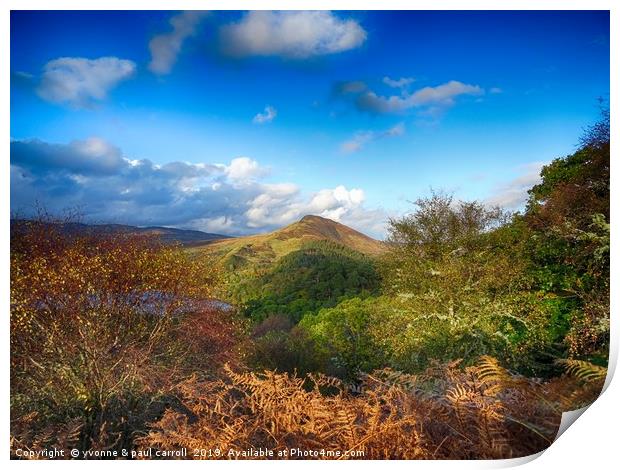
<box><xmin>224</xmin><ymin>156</ymin><xmax>267</xmax><ymax>182</ymax></box>
<box><xmin>148</xmin><ymin>11</ymin><xmax>208</xmax><ymax>75</ymax></box>
<box><xmin>336</xmin><ymin>79</ymin><xmax>484</xmax><ymax>115</ymax></box>
<box><xmin>485</xmin><ymin>162</ymin><xmax>546</xmax><ymax>209</ymax></box>
<box><xmin>36</xmin><ymin>57</ymin><xmax>136</xmax><ymax>108</ymax></box>
<box><xmin>340</xmin><ymin>122</ymin><xmax>405</xmax><ymax>153</ymax></box>
<box><xmin>219</xmin><ymin>11</ymin><xmax>367</xmax><ymax>58</ymax></box>
<box><xmin>253</xmin><ymin>105</ymin><xmax>277</xmax><ymax>124</ymax></box>
<box><xmin>10</xmin><ymin>138</ymin><xmax>388</xmax><ymax>238</ymax></box>
<box><xmin>244</xmin><ymin>184</ymin><xmax>369</xmax><ymax>229</ymax></box>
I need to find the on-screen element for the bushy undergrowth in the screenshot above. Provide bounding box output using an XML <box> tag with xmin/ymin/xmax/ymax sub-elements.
<box><xmin>10</xmin><ymin>217</ymin><xmax>245</xmax><ymax>456</ymax></box>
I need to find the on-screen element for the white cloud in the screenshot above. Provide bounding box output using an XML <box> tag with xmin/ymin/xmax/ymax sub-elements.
<box><xmin>253</xmin><ymin>105</ymin><xmax>277</xmax><ymax>124</ymax></box>
<box><xmin>356</xmin><ymin>80</ymin><xmax>484</xmax><ymax>114</ymax></box>
<box><xmin>490</xmin><ymin>87</ymin><xmax>503</xmax><ymax>94</ymax></box>
<box><xmin>188</xmin><ymin>215</ymin><xmax>235</xmax><ymax>233</ymax></box>
<box><xmin>148</xmin><ymin>11</ymin><xmax>208</xmax><ymax>75</ymax></box>
<box><xmin>219</xmin><ymin>11</ymin><xmax>367</xmax><ymax>58</ymax></box>
<box><xmin>383</xmin><ymin>76</ymin><xmax>415</xmax><ymax>89</ymax></box>
<box><xmin>224</xmin><ymin>157</ymin><xmax>266</xmax><ymax>182</ymax></box>
<box><xmin>36</xmin><ymin>57</ymin><xmax>136</xmax><ymax>108</ymax></box>
<box><xmin>244</xmin><ymin>183</ymin><xmax>386</xmax><ymax>236</ymax></box>
<box><xmin>11</xmin><ymin>138</ymin><xmax>388</xmax><ymax>238</ymax></box>
<box><xmin>340</xmin><ymin>122</ymin><xmax>405</xmax><ymax>153</ymax></box>
<box><xmin>485</xmin><ymin>162</ymin><xmax>546</xmax><ymax>210</ymax></box>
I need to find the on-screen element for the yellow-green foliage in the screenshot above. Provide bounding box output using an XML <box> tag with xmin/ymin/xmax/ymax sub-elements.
<box><xmin>300</xmin><ymin>290</ymin><xmax>557</xmax><ymax>377</ymax></box>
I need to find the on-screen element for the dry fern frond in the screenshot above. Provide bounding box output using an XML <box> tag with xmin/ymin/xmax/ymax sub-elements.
<box><xmin>556</xmin><ymin>359</ymin><xmax>607</xmax><ymax>383</ymax></box>
<box><xmin>475</xmin><ymin>356</ymin><xmax>512</xmax><ymax>389</ymax></box>
<box><xmin>137</xmin><ymin>358</ymin><xmax>578</xmax><ymax>460</ymax></box>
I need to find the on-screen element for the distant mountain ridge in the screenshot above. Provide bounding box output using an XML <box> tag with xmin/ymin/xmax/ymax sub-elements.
<box><xmin>191</xmin><ymin>214</ymin><xmax>386</xmax><ymax>270</ymax></box>
<box><xmin>10</xmin><ymin>220</ymin><xmax>231</xmax><ymax>246</ymax></box>
<box><xmin>11</xmin><ymin>216</ymin><xmax>385</xmax><ymax>256</ymax></box>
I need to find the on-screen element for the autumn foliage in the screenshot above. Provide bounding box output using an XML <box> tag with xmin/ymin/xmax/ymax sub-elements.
<box><xmin>10</xmin><ymin>217</ymin><xmax>241</xmax><ymax>455</ymax></box>
<box><xmin>139</xmin><ymin>357</ymin><xmax>603</xmax><ymax>460</ymax></box>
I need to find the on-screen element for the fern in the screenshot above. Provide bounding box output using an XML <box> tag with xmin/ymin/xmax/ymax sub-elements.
<box><xmin>136</xmin><ymin>358</ymin><xmax>589</xmax><ymax>460</ymax></box>
<box><xmin>556</xmin><ymin>359</ymin><xmax>607</xmax><ymax>383</ymax></box>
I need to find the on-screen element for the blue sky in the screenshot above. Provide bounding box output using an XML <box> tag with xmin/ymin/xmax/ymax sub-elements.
<box><xmin>10</xmin><ymin>10</ymin><xmax>609</xmax><ymax>238</ymax></box>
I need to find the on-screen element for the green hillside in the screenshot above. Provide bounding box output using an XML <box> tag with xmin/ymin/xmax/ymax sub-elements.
<box><xmin>189</xmin><ymin>214</ymin><xmax>386</xmax><ymax>272</ymax></box>
<box><xmin>234</xmin><ymin>239</ymin><xmax>381</xmax><ymax>323</ymax></box>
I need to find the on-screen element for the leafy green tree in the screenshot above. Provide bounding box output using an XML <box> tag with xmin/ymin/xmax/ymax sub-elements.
<box><xmin>376</xmin><ymin>192</ymin><xmax>562</xmax><ymax>374</ymax></box>
<box><xmin>299</xmin><ymin>297</ymin><xmax>387</xmax><ymax>378</ymax></box>
<box><xmin>523</xmin><ymin>107</ymin><xmax>609</xmax><ymax>361</ymax></box>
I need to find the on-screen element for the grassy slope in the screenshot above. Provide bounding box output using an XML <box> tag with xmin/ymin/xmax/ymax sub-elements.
<box><xmin>188</xmin><ymin>215</ymin><xmax>386</xmax><ymax>271</ymax></box>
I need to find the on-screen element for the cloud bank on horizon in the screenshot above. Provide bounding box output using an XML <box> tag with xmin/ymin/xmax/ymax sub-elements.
<box><xmin>10</xmin><ymin>10</ymin><xmax>610</xmax><ymax>238</ymax></box>
<box><xmin>10</xmin><ymin>137</ymin><xmax>387</xmax><ymax>237</ymax></box>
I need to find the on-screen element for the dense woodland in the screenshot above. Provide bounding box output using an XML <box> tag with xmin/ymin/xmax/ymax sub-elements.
<box><xmin>10</xmin><ymin>110</ymin><xmax>609</xmax><ymax>459</ymax></box>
